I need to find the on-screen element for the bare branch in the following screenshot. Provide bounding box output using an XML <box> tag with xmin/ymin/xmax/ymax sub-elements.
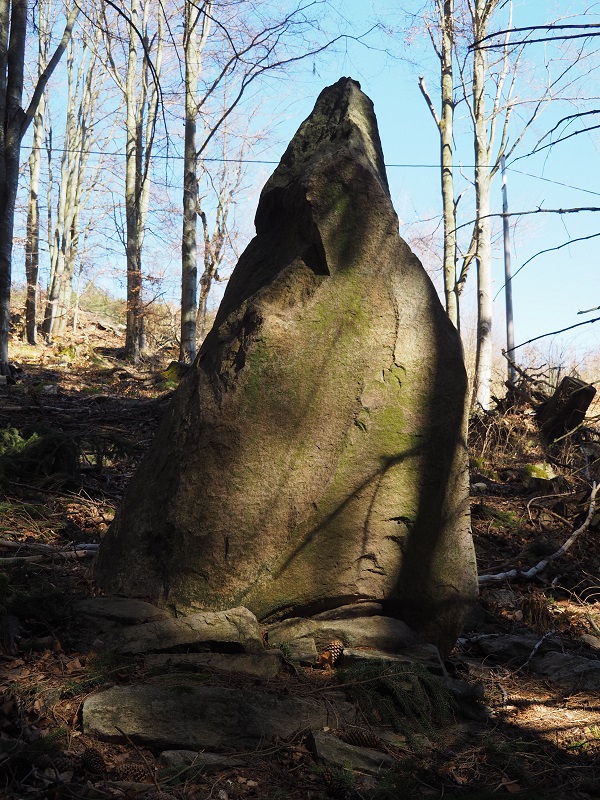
<box><xmin>472</xmin><ymin>23</ymin><xmax>600</xmax><ymax>49</ymax></box>
<box><xmin>494</xmin><ymin>231</ymin><xmax>600</xmax><ymax>299</ymax></box>
<box><xmin>508</xmin><ymin>317</ymin><xmax>600</xmax><ymax>354</ymax></box>
<box><xmin>418</xmin><ymin>76</ymin><xmax>440</xmax><ymax>126</ymax></box>
<box><xmin>478</xmin><ymin>483</ymin><xmax>598</xmax><ymax>584</ymax></box>
<box><xmin>453</xmin><ymin>206</ymin><xmax>600</xmax><ymax>234</ymax></box>
<box><xmin>22</xmin><ymin>5</ymin><xmax>80</xmax><ymax>138</ymax></box>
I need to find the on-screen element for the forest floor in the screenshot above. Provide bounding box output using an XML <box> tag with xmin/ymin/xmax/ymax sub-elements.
<box><xmin>1</xmin><ymin>321</ymin><xmax>600</xmax><ymax>799</ymax></box>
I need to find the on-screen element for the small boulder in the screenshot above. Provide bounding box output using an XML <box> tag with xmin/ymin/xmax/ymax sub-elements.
<box><xmin>308</xmin><ymin>730</ymin><xmax>396</xmax><ymax>774</ymax></box>
<box><xmin>283</xmin><ymin>638</ymin><xmax>318</xmax><ymax>664</ymax></box>
<box><xmin>341</xmin><ymin>645</ymin><xmax>446</xmax><ymax>676</ymax></box>
<box><xmin>521</xmin><ymin>462</ymin><xmax>557</xmax><ymax>491</ymax></box>
<box><xmin>530</xmin><ymin>651</ymin><xmax>600</xmax><ymax>692</ymax></box>
<box><xmin>83</xmin><ymin>684</ymin><xmax>352</xmax><ymax>750</ymax></box>
<box><xmin>76</xmin><ymin>597</ymin><xmax>170</xmax><ymax>625</ymax></box>
<box><xmin>111</xmin><ymin>606</ymin><xmax>263</xmax><ymax>654</ymax></box>
<box><xmin>145</xmin><ymin>650</ymin><xmax>282</xmax><ymax>679</ymax></box>
<box><xmin>267</xmin><ymin>615</ymin><xmax>417</xmax><ymax>653</ymax></box>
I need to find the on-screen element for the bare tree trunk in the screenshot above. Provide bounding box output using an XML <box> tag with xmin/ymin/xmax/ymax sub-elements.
<box><xmin>43</xmin><ymin>18</ymin><xmax>105</xmax><ymax>340</ymax></box>
<box><xmin>471</xmin><ymin>0</ymin><xmax>499</xmax><ymax>410</ymax></box>
<box><xmin>124</xmin><ymin>0</ymin><xmax>142</xmax><ymax>361</ymax></box>
<box><xmin>25</xmin><ymin>0</ymin><xmax>52</xmax><ymax>345</ymax></box>
<box><xmin>116</xmin><ymin>0</ymin><xmax>163</xmax><ymax>363</ymax></box>
<box><xmin>0</xmin><ymin>1</ymin><xmax>78</xmax><ymax>372</ymax></box>
<box><xmin>25</xmin><ymin>97</ymin><xmax>44</xmax><ymax>344</ymax></box>
<box><xmin>196</xmin><ymin>120</ymin><xmax>245</xmax><ymax>342</ymax></box>
<box><xmin>44</xmin><ymin>37</ymin><xmax>78</xmax><ymax>338</ymax></box>
<box><xmin>180</xmin><ymin>0</ymin><xmax>211</xmax><ymax>363</ymax></box>
<box><xmin>419</xmin><ymin>0</ymin><xmax>459</xmax><ymax>329</ymax></box>
<box><xmin>0</xmin><ymin>0</ymin><xmax>28</xmax><ymax>373</ymax></box>
<box><xmin>439</xmin><ymin>0</ymin><xmax>458</xmax><ymax>329</ymax></box>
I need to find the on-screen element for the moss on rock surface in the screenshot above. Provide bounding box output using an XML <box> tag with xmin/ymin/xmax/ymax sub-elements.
<box><xmin>95</xmin><ymin>78</ymin><xmax>477</xmax><ymax>655</ymax></box>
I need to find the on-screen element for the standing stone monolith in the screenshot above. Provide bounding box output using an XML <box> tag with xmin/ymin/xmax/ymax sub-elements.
<box><xmin>95</xmin><ymin>77</ymin><xmax>477</xmax><ymax>655</ymax></box>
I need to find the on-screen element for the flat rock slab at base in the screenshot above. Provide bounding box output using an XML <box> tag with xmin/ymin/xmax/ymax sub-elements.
<box><xmin>267</xmin><ymin>615</ymin><xmax>417</xmax><ymax>653</ymax></box>
<box><xmin>312</xmin><ymin>602</ymin><xmax>383</xmax><ymax>621</ymax></box>
<box><xmin>76</xmin><ymin>597</ymin><xmax>170</xmax><ymax>625</ymax></box>
<box><xmin>471</xmin><ymin>634</ymin><xmax>600</xmax><ymax>692</ymax></box>
<box><xmin>341</xmin><ymin>645</ymin><xmax>446</xmax><ymax>676</ymax></box>
<box><xmin>160</xmin><ymin>750</ymin><xmax>247</xmax><ymax>771</ymax></box>
<box><xmin>474</xmin><ymin>634</ymin><xmax>567</xmax><ymax>663</ymax></box>
<box><xmin>145</xmin><ymin>651</ymin><xmax>282</xmax><ymax>679</ymax></box>
<box><xmin>530</xmin><ymin>651</ymin><xmax>600</xmax><ymax>692</ymax></box>
<box><xmin>111</xmin><ymin>606</ymin><xmax>263</xmax><ymax>654</ymax></box>
<box><xmin>83</xmin><ymin>684</ymin><xmax>351</xmax><ymax>750</ymax></box>
<box><xmin>286</xmin><ymin>638</ymin><xmax>318</xmax><ymax>664</ymax></box>
<box><xmin>308</xmin><ymin>730</ymin><xmax>397</xmax><ymax>774</ymax></box>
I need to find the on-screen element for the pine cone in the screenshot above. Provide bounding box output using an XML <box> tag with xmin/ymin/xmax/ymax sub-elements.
<box><xmin>111</xmin><ymin>762</ymin><xmax>150</xmax><ymax>782</ymax></box>
<box><xmin>35</xmin><ymin>753</ymin><xmax>74</xmax><ymax>772</ymax></box>
<box><xmin>81</xmin><ymin>747</ymin><xmax>107</xmax><ymax>777</ymax></box>
<box><xmin>336</xmin><ymin>726</ymin><xmax>382</xmax><ymax>750</ymax></box>
<box><xmin>321</xmin><ymin>767</ymin><xmax>352</xmax><ymax>799</ymax></box>
<box><xmin>316</xmin><ymin>639</ymin><xmax>344</xmax><ymax>669</ymax></box>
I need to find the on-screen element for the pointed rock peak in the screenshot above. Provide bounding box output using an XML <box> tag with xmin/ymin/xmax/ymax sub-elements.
<box><xmin>259</xmin><ymin>77</ymin><xmax>389</xmax><ymax>209</ymax></box>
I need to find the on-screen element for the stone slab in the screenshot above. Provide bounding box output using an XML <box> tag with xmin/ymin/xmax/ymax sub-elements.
<box><xmin>83</xmin><ymin>684</ymin><xmax>352</xmax><ymax>750</ymax></box>
<box><xmin>111</xmin><ymin>606</ymin><xmax>264</xmax><ymax>654</ymax></box>
<box><xmin>312</xmin><ymin>602</ymin><xmax>383</xmax><ymax>621</ymax></box>
<box><xmin>531</xmin><ymin>651</ymin><xmax>600</xmax><ymax>692</ymax></box>
<box><xmin>308</xmin><ymin>730</ymin><xmax>397</xmax><ymax>774</ymax></box>
<box><xmin>341</xmin><ymin>644</ymin><xmax>446</xmax><ymax>676</ymax></box>
<box><xmin>267</xmin><ymin>616</ymin><xmax>417</xmax><ymax>653</ymax></box>
<box><xmin>159</xmin><ymin>750</ymin><xmax>247</xmax><ymax>770</ymax></box>
<box><xmin>76</xmin><ymin>597</ymin><xmax>170</xmax><ymax>625</ymax></box>
<box><xmin>145</xmin><ymin>650</ymin><xmax>282</xmax><ymax>679</ymax></box>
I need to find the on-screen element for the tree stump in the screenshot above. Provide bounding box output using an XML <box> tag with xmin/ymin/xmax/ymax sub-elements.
<box><xmin>535</xmin><ymin>376</ymin><xmax>596</xmax><ymax>442</ymax></box>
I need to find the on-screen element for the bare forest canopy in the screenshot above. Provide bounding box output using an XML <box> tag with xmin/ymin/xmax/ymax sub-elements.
<box><xmin>1</xmin><ymin>0</ymin><xmax>600</xmax><ymax>396</ymax></box>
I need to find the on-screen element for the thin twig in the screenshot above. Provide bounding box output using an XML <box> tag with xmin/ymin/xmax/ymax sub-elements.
<box><xmin>525</xmin><ymin>631</ymin><xmax>554</xmax><ymax>666</ymax></box>
<box><xmin>479</xmin><ymin>483</ymin><xmax>598</xmax><ymax>584</ymax></box>
<box><xmin>113</xmin><ymin>725</ymin><xmax>161</xmax><ymax>791</ymax></box>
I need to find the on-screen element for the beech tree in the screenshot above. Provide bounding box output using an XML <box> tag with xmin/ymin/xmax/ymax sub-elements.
<box><xmin>180</xmin><ymin>0</ymin><xmax>211</xmax><ymax>363</ymax></box>
<box><xmin>419</xmin><ymin>0</ymin><xmax>459</xmax><ymax>329</ymax></box>
<box><xmin>178</xmin><ymin>0</ymin><xmax>351</xmax><ymax>363</ymax></box>
<box><xmin>101</xmin><ymin>0</ymin><xmax>164</xmax><ymax>363</ymax></box>
<box><xmin>23</xmin><ymin>0</ymin><xmax>49</xmax><ymax>345</ymax></box>
<box><xmin>0</xmin><ymin>0</ymin><xmax>79</xmax><ymax>375</ymax></box>
<box><xmin>415</xmin><ymin>0</ymin><xmax>582</xmax><ymax>408</ymax></box>
<box><xmin>43</xmin><ymin>24</ymin><xmax>107</xmax><ymax>339</ymax></box>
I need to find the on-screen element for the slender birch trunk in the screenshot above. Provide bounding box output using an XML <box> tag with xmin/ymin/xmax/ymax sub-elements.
<box><xmin>439</xmin><ymin>0</ymin><xmax>458</xmax><ymax>329</ymax></box>
<box><xmin>44</xmin><ymin>38</ymin><xmax>77</xmax><ymax>338</ymax></box>
<box><xmin>180</xmin><ymin>0</ymin><xmax>211</xmax><ymax>363</ymax></box>
<box><xmin>471</xmin><ymin>0</ymin><xmax>499</xmax><ymax>410</ymax></box>
<box><xmin>419</xmin><ymin>0</ymin><xmax>459</xmax><ymax>328</ymax></box>
<box><xmin>196</xmin><ymin>148</ymin><xmax>241</xmax><ymax>342</ymax></box>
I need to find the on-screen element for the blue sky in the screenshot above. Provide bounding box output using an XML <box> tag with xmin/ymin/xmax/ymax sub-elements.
<box><xmin>15</xmin><ymin>0</ymin><xmax>600</xmax><ymax>371</ymax></box>
<box><xmin>248</xmin><ymin>0</ymin><xmax>600</xmax><ymax>369</ymax></box>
